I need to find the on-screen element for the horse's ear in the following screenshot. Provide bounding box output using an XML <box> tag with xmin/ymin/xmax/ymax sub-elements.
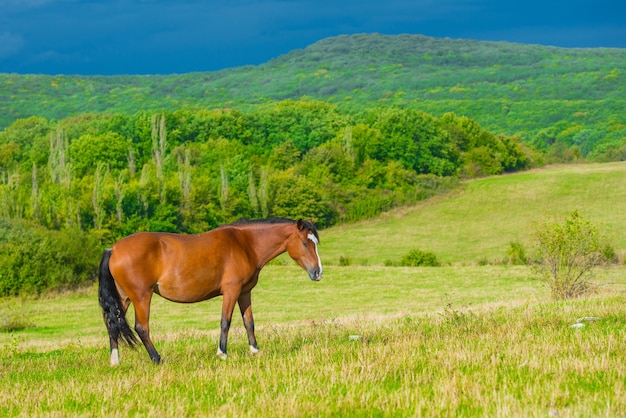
<box><xmin>297</xmin><ymin>219</ymin><xmax>305</xmax><ymax>231</ymax></box>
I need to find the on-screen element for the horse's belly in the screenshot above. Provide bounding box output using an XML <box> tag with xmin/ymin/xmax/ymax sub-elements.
<box><xmin>154</xmin><ymin>274</ymin><xmax>222</xmax><ymax>303</ymax></box>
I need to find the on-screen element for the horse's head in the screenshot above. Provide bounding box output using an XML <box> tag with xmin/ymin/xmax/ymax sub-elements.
<box><xmin>287</xmin><ymin>219</ymin><xmax>323</xmax><ymax>281</ymax></box>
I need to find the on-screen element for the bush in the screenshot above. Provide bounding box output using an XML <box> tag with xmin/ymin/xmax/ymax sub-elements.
<box><xmin>338</xmin><ymin>256</ymin><xmax>352</xmax><ymax>266</ymax></box>
<box><xmin>531</xmin><ymin>210</ymin><xmax>610</xmax><ymax>299</ymax></box>
<box><xmin>1</xmin><ymin>314</ymin><xmax>35</xmax><ymax>332</ymax></box>
<box><xmin>0</xmin><ymin>219</ymin><xmax>101</xmax><ymax>296</ymax></box>
<box><xmin>399</xmin><ymin>249</ymin><xmax>440</xmax><ymax>267</ymax></box>
<box><xmin>506</xmin><ymin>241</ymin><xmax>529</xmax><ymax>265</ymax></box>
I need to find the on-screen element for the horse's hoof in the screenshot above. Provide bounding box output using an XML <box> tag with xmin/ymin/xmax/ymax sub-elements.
<box><xmin>110</xmin><ymin>348</ymin><xmax>120</xmax><ymax>366</ymax></box>
<box><xmin>217</xmin><ymin>349</ymin><xmax>227</xmax><ymax>360</ymax></box>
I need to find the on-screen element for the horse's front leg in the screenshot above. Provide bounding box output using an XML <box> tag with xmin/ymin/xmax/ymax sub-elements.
<box><xmin>238</xmin><ymin>291</ymin><xmax>259</xmax><ymax>354</ymax></box>
<box><xmin>218</xmin><ymin>290</ymin><xmax>239</xmax><ymax>360</ymax></box>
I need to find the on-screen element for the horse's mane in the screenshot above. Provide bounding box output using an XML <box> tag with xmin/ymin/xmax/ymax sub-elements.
<box><xmin>231</xmin><ymin>217</ymin><xmax>295</xmax><ymax>226</ymax></box>
<box><xmin>226</xmin><ymin>217</ymin><xmax>319</xmax><ymax>241</ymax></box>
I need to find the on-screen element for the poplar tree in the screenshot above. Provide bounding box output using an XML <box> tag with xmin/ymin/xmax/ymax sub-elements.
<box><xmin>151</xmin><ymin>114</ymin><xmax>167</xmax><ymax>203</ymax></box>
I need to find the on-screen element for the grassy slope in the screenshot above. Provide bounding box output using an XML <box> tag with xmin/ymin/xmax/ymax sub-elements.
<box><xmin>322</xmin><ymin>162</ymin><xmax>626</xmax><ymax>265</ymax></box>
<box><xmin>1</xmin><ymin>163</ymin><xmax>626</xmax><ymax>416</ymax></box>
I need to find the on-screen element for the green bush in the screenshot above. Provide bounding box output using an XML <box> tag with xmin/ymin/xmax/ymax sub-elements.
<box><xmin>506</xmin><ymin>241</ymin><xmax>529</xmax><ymax>265</ymax></box>
<box><xmin>1</xmin><ymin>314</ymin><xmax>35</xmax><ymax>332</ymax></box>
<box><xmin>0</xmin><ymin>219</ymin><xmax>101</xmax><ymax>296</ymax></box>
<box><xmin>399</xmin><ymin>249</ymin><xmax>440</xmax><ymax>267</ymax></box>
<box><xmin>531</xmin><ymin>210</ymin><xmax>610</xmax><ymax>300</ymax></box>
<box><xmin>338</xmin><ymin>256</ymin><xmax>352</xmax><ymax>266</ymax></box>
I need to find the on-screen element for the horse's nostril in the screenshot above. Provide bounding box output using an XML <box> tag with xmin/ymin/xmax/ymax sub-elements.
<box><xmin>310</xmin><ymin>269</ymin><xmax>322</xmax><ymax>281</ymax></box>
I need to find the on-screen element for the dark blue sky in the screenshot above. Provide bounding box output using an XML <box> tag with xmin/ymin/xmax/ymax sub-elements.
<box><xmin>1</xmin><ymin>0</ymin><xmax>625</xmax><ymax>75</ymax></box>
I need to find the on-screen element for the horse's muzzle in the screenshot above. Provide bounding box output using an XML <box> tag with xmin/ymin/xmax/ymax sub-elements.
<box><xmin>308</xmin><ymin>268</ymin><xmax>322</xmax><ymax>281</ymax></box>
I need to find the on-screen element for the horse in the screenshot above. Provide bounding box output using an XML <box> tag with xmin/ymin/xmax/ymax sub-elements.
<box><xmin>98</xmin><ymin>217</ymin><xmax>322</xmax><ymax>365</ymax></box>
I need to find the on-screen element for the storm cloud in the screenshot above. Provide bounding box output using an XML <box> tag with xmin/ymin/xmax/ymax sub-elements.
<box><xmin>1</xmin><ymin>0</ymin><xmax>624</xmax><ymax>75</ymax></box>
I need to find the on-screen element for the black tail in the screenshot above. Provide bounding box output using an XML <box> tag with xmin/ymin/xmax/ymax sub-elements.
<box><xmin>98</xmin><ymin>249</ymin><xmax>139</xmax><ymax>347</ymax></box>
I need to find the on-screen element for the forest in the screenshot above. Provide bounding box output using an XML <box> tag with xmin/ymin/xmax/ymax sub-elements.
<box><xmin>1</xmin><ymin>34</ymin><xmax>625</xmax><ymax>160</ymax></box>
<box><xmin>0</xmin><ymin>101</ymin><xmax>532</xmax><ymax>294</ymax></box>
<box><xmin>0</xmin><ymin>34</ymin><xmax>624</xmax><ymax>295</ymax></box>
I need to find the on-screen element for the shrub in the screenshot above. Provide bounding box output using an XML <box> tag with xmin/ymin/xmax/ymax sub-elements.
<box><xmin>531</xmin><ymin>210</ymin><xmax>610</xmax><ymax>299</ymax></box>
<box><xmin>399</xmin><ymin>249</ymin><xmax>440</xmax><ymax>267</ymax></box>
<box><xmin>1</xmin><ymin>314</ymin><xmax>35</xmax><ymax>332</ymax></box>
<box><xmin>338</xmin><ymin>256</ymin><xmax>352</xmax><ymax>266</ymax></box>
<box><xmin>506</xmin><ymin>241</ymin><xmax>529</xmax><ymax>265</ymax></box>
<box><xmin>0</xmin><ymin>219</ymin><xmax>101</xmax><ymax>296</ymax></box>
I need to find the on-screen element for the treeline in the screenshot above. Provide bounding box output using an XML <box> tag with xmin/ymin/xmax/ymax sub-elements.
<box><xmin>2</xmin><ymin>35</ymin><xmax>625</xmax><ymax>160</ymax></box>
<box><xmin>1</xmin><ymin>100</ymin><xmax>533</xmax><ymax>233</ymax></box>
<box><xmin>0</xmin><ymin>101</ymin><xmax>534</xmax><ymax>294</ymax></box>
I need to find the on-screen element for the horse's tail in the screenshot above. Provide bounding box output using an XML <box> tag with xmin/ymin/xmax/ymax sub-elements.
<box><xmin>98</xmin><ymin>248</ymin><xmax>139</xmax><ymax>347</ymax></box>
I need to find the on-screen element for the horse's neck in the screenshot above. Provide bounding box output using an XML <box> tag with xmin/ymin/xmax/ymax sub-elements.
<box><xmin>246</xmin><ymin>224</ymin><xmax>293</xmax><ymax>267</ymax></box>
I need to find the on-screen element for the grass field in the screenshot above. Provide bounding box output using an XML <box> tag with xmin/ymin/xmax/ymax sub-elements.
<box><xmin>322</xmin><ymin>162</ymin><xmax>626</xmax><ymax>266</ymax></box>
<box><xmin>2</xmin><ymin>163</ymin><xmax>626</xmax><ymax>416</ymax></box>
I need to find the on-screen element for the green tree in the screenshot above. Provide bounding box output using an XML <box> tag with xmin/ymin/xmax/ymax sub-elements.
<box><xmin>269</xmin><ymin>171</ymin><xmax>334</xmax><ymax>226</ymax></box>
<box><xmin>0</xmin><ymin>116</ymin><xmax>51</xmax><ymax>169</ymax></box>
<box><xmin>69</xmin><ymin>132</ymin><xmax>131</xmax><ymax>177</ymax></box>
<box><xmin>364</xmin><ymin>108</ymin><xmax>459</xmax><ymax>175</ymax></box>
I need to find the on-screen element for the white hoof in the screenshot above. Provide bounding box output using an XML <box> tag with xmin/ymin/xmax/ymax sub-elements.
<box><xmin>249</xmin><ymin>345</ymin><xmax>259</xmax><ymax>354</ymax></box>
<box><xmin>217</xmin><ymin>348</ymin><xmax>227</xmax><ymax>360</ymax></box>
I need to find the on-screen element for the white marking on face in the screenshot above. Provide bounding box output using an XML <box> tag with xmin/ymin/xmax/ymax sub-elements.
<box><xmin>307</xmin><ymin>233</ymin><xmax>323</xmax><ymax>275</ymax></box>
<box><xmin>110</xmin><ymin>348</ymin><xmax>120</xmax><ymax>366</ymax></box>
<box><xmin>307</xmin><ymin>233</ymin><xmax>319</xmax><ymax>245</ymax></box>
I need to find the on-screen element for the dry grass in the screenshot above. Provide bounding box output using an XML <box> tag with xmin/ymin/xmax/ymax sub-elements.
<box><xmin>1</xmin><ymin>291</ymin><xmax>625</xmax><ymax>416</ymax></box>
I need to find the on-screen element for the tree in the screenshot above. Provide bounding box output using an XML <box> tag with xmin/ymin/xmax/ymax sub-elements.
<box><xmin>364</xmin><ymin>107</ymin><xmax>460</xmax><ymax>175</ymax></box>
<box><xmin>152</xmin><ymin>113</ymin><xmax>168</xmax><ymax>203</ymax></box>
<box><xmin>69</xmin><ymin>132</ymin><xmax>131</xmax><ymax>177</ymax></box>
<box><xmin>269</xmin><ymin>172</ymin><xmax>334</xmax><ymax>226</ymax></box>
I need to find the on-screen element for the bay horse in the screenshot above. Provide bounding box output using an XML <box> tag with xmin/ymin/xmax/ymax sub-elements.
<box><xmin>98</xmin><ymin>218</ymin><xmax>322</xmax><ymax>365</ymax></box>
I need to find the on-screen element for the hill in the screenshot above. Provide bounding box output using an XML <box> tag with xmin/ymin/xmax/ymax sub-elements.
<box><xmin>1</xmin><ymin>34</ymin><xmax>625</xmax><ymax>156</ymax></box>
<box><xmin>321</xmin><ymin>162</ymin><xmax>626</xmax><ymax>265</ymax></box>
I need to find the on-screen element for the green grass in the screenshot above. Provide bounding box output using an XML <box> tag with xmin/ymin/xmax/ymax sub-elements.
<box><xmin>2</xmin><ymin>163</ymin><xmax>626</xmax><ymax>416</ymax></box>
<box><xmin>322</xmin><ymin>162</ymin><xmax>626</xmax><ymax>266</ymax></box>
<box><xmin>0</xmin><ymin>265</ymin><xmax>546</xmax><ymax>352</ymax></box>
<box><xmin>1</xmin><ymin>280</ymin><xmax>625</xmax><ymax>416</ymax></box>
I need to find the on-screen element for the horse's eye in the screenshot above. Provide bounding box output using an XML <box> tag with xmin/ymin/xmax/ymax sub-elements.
<box><xmin>302</xmin><ymin>241</ymin><xmax>308</xmax><ymax>248</ymax></box>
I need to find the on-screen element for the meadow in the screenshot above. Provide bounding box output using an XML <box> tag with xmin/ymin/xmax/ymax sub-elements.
<box><xmin>1</xmin><ymin>163</ymin><xmax>626</xmax><ymax>416</ymax></box>
<box><xmin>322</xmin><ymin>162</ymin><xmax>626</xmax><ymax>266</ymax></box>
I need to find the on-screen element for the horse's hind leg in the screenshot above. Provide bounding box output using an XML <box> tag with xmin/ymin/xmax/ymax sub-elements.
<box><xmin>133</xmin><ymin>293</ymin><xmax>161</xmax><ymax>364</ymax></box>
<box><xmin>238</xmin><ymin>292</ymin><xmax>259</xmax><ymax>354</ymax></box>
<box><xmin>108</xmin><ymin>294</ymin><xmax>130</xmax><ymax>366</ymax></box>
<box><xmin>109</xmin><ymin>337</ymin><xmax>120</xmax><ymax>366</ymax></box>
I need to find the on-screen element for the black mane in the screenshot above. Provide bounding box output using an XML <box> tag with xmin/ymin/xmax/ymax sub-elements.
<box><xmin>231</xmin><ymin>217</ymin><xmax>295</xmax><ymax>225</ymax></box>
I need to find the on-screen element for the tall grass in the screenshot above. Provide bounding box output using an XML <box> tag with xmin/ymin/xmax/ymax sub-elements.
<box><xmin>1</xmin><ymin>291</ymin><xmax>625</xmax><ymax>416</ymax></box>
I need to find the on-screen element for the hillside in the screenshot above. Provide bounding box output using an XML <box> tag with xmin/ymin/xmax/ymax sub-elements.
<box><xmin>321</xmin><ymin>162</ymin><xmax>626</xmax><ymax>265</ymax></box>
<box><xmin>1</xmin><ymin>34</ymin><xmax>625</xmax><ymax>155</ymax></box>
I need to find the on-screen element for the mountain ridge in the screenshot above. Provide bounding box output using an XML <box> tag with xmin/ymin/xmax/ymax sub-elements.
<box><xmin>1</xmin><ymin>33</ymin><xmax>624</xmax><ymax>150</ymax></box>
